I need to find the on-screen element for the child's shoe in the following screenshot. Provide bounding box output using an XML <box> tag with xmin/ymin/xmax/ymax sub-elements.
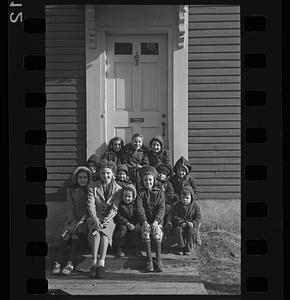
<box><xmin>96</xmin><ymin>266</ymin><xmax>106</xmax><ymax>278</ymax></box>
<box><xmin>177</xmin><ymin>248</ymin><xmax>184</xmax><ymax>255</ymax></box>
<box><xmin>154</xmin><ymin>261</ymin><xmax>163</xmax><ymax>272</ymax></box>
<box><xmin>117</xmin><ymin>249</ymin><xmax>125</xmax><ymax>257</ymax></box>
<box><xmin>90</xmin><ymin>265</ymin><xmax>97</xmax><ymax>278</ymax></box>
<box><xmin>52</xmin><ymin>261</ymin><xmax>61</xmax><ymax>275</ymax></box>
<box><xmin>61</xmin><ymin>262</ymin><xmax>74</xmax><ymax>275</ymax></box>
<box><xmin>144</xmin><ymin>261</ymin><xmax>154</xmax><ymax>272</ymax></box>
<box><xmin>183</xmin><ymin>247</ymin><xmax>191</xmax><ymax>255</ymax></box>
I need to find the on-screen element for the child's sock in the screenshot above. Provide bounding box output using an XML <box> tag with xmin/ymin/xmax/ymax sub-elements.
<box><xmin>155</xmin><ymin>240</ymin><xmax>162</xmax><ymax>262</ymax></box>
<box><xmin>92</xmin><ymin>259</ymin><xmax>97</xmax><ymax>266</ymax></box>
<box><xmin>97</xmin><ymin>259</ymin><xmax>105</xmax><ymax>267</ymax></box>
<box><xmin>143</xmin><ymin>239</ymin><xmax>153</xmax><ymax>262</ymax></box>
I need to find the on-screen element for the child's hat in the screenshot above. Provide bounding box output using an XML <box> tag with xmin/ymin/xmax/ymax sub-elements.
<box><xmin>149</xmin><ymin>135</ymin><xmax>164</xmax><ymax>149</ymax></box>
<box><xmin>71</xmin><ymin>166</ymin><xmax>92</xmax><ymax>185</ymax></box>
<box><xmin>123</xmin><ymin>183</ymin><xmax>137</xmax><ymax>200</ymax></box>
<box><xmin>139</xmin><ymin>165</ymin><xmax>158</xmax><ymax>179</ymax></box>
<box><xmin>117</xmin><ymin>164</ymin><xmax>129</xmax><ymax>175</ymax></box>
<box><xmin>173</xmin><ymin>156</ymin><xmax>192</xmax><ymax>174</ymax></box>
<box><xmin>156</xmin><ymin>163</ymin><xmax>173</xmax><ymax>177</ymax></box>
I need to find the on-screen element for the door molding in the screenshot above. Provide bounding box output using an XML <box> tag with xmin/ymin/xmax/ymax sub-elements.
<box><xmin>86</xmin><ymin>6</ymin><xmax>188</xmax><ymax>162</ymax></box>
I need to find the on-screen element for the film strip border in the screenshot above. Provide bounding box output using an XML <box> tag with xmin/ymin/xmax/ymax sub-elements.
<box><xmin>8</xmin><ymin>0</ymin><xmax>283</xmax><ymax>299</ymax></box>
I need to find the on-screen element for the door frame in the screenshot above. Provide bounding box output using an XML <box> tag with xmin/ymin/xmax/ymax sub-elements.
<box><xmin>85</xmin><ymin>6</ymin><xmax>188</xmax><ymax>163</ymax></box>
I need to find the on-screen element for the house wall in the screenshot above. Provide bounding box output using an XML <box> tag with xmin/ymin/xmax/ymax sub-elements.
<box><xmin>188</xmin><ymin>5</ymin><xmax>241</xmax><ymax>200</ymax></box>
<box><xmin>45</xmin><ymin>5</ymin><xmax>87</xmax><ymax>202</ymax></box>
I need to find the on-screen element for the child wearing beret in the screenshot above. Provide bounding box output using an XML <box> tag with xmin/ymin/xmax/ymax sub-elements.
<box><xmin>113</xmin><ymin>184</ymin><xmax>142</xmax><ymax>257</ymax></box>
<box><xmin>171</xmin><ymin>186</ymin><xmax>201</xmax><ymax>255</ymax></box>
<box><xmin>115</xmin><ymin>164</ymin><xmax>133</xmax><ymax>189</ymax></box>
<box><xmin>136</xmin><ymin>166</ymin><xmax>165</xmax><ymax>272</ymax></box>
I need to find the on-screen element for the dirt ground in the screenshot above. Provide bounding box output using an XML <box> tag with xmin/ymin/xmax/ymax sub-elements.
<box><xmin>196</xmin><ymin>229</ymin><xmax>241</xmax><ymax>295</ymax></box>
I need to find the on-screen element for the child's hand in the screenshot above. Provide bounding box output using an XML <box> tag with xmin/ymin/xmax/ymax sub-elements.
<box><xmin>187</xmin><ymin>222</ymin><xmax>194</xmax><ymax>228</ymax></box>
<box><xmin>151</xmin><ymin>221</ymin><xmax>159</xmax><ymax>234</ymax></box>
<box><xmin>127</xmin><ymin>223</ymin><xmax>135</xmax><ymax>231</ymax></box>
<box><xmin>181</xmin><ymin>222</ymin><xmax>187</xmax><ymax>228</ymax></box>
<box><xmin>136</xmin><ymin>164</ymin><xmax>142</xmax><ymax>168</ymax></box>
<box><xmin>143</xmin><ymin>221</ymin><xmax>150</xmax><ymax>233</ymax></box>
<box><xmin>68</xmin><ymin>222</ymin><xmax>77</xmax><ymax>232</ymax></box>
<box><xmin>93</xmin><ymin>219</ymin><xmax>103</xmax><ymax>230</ymax></box>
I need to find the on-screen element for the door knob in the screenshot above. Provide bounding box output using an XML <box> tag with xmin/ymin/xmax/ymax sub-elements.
<box><xmin>162</xmin><ymin>122</ymin><xmax>166</xmax><ymax>137</ymax></box>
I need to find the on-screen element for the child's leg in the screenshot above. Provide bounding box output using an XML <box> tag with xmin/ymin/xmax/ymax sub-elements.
<box><xmin>174</xmin><ymin>226</ymin><xmax>186</xmax><ymax>249</ymax></box>
<box><xmin>115</xmin><ymin>225</ymin><xmax>128</xmax><ymax>251</ymax></box>
<box><xmin>153</xmin><ymin>225</ymin><xmax>163</xmax><ymax>262</ymax></box>
<box><xmin>69</xmin><ymin>237</ymin><xmax>80</xmax><ymax>266</ymax></box>
<box><xmin>141</xmin><ymin>224</ymin><xmax>152</xmax><ymax>262</ymax></box>
<box><xmin>98</xmin><ymin>234</ymin><xmax>109</xmax><ymax>267</ymax></box>
<box><xmin>55</xmin><ymin>238</ymin><xmax>68</xmax><ymax>265</ymax></box>
<box><xmin>91</xmin><ymin>231</ymin><xmax>101</xmax><ymax>265</ymax></box>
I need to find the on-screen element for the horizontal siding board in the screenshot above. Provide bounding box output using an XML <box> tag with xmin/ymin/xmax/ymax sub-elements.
<box><xmin>192</xmin><ymin>171</ymin><xmax>240</xmax><ymax>178</ymax></box>
<box><xmin>189</xmin><ymin>157</ymin><xmax>240</xmax><ymax>164</ymax></box>
<box><xmin>188</xmin><ymin>114</ymin><xmax>240</xmax><ymax>121</ymax></box>
<box><xmin>188</xmin><ymin>83</ymin><xmax>240</xmax><ymax>91</ymax></box>
<box><xmin>196</xmin><ymin>178</ymin><xmax>240</xmax><ymax>186</ymax></box>
<box><xmin>197</xmin><ymin>192</ymin><xmax>240</xmax><ymax>199</ymax></box>
<box><xmin>189</xmin><ymin>91</ymin><xmax>240</xmax><ymax>98</ymax></box>
<box><xmin>188</xmin><ymin>136</ymin><xmax>240</xmax><ymax>144</ymax></box>
<box><xmin>188</xmin><ymin>60</ymin><xmax>240</xmax><ymax>68</ymax></box>
<box><xmin>46</xmin><ymin>5</ymin><xmax>86</xmax><ymax>201</ymax></box>
<box><xmin>189</xmin><ymin>151</ymin><xmax>240</xmax><ymax>158</ymax></box>
<box><xmin>189</xmin><ymin>21</ymin><xmax>240</xmax><ymax>30</ymax></box>
<box><xmin>189</xmin><ymin>14</ymin><xmax>240</xmax><ymax>22</ymax></box>
<box><xmin>188</xmin><ymin>144</ymin><xmax>240</xmax><ymax>151</ymax></box>
<box><xmin>198</xmin><ymin>186</ymin><xmax>240</xmax><ymax>192</ymax></box>
<box><xmin>189</xmin><ymin>6</ymin><xmax>240</xmax><ymax>14</ymax></box>
<box><xmin>188</xmin><ymin>107</ymin><xmax>240</xmax><ymax>114</ymax></box>
<box><xmin>188</xmin><ymin>121</ymin><xmax>240</xmax><ymax>129</ymax></box>
<box><xmin>189</xmin><ymin>75</ymin><xmax>240</xmax><ymax>83</ymax></box>
<box><xmin>188</xmin><ymin>129</ymin><xmax>240</xmax><ymax>136</ymax></box>
<box><xmin>189</xmin><ymin>68</ymin><xmax>240</xmax><ymax>76</ymax></box>
<box><xmin>189</xmin><ymin>165</ymin><xmax>240</xmax><ymax>171</ymax></box>
<box><xmin>189</xmin><ymin>37</ymin><xmax>240</xmax><ymax>45</ymax></box>
<box><xmin>188</xmin><ymin>99</ymin><xmax>240</xmax><ymax>106</ymax></box>
<box><xmin>46</xmin><ymin>101</ymin><xmax>86</xmax><ymax>108</ymax></box>
<box><xmin>189</xmin><ymin>44</ymin><xmax>240</xmax><ymax>53</ymax></box>
<box><xmin>189</xmin><ymin>53</ymin><xmax>240</xmax><ymax>60</ymax></box>
<box><xmin>189</xmin><ymin>29</ymin><xmax>240</xmax><ymax>37</ymax></box>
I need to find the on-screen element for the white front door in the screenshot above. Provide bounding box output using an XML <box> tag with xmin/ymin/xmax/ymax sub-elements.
<box><xmin>106</xmin><ymin>34</ymin><xmax>168</xmax><ymax>148</ymax></box>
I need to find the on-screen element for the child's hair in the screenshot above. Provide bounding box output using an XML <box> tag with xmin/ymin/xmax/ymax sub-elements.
<box><xmin>107</xmin><ymin>136</ymin><xmax>124</xmax><ymax>151</ymax></box>
<box><xmin>180</xmin><ymin>186</ymin><xmax>196</xmax><ymax>199</ymax></box>
<box><xmin>98</xmin><ymin>159</ymin><xmax>117</xmax><ymax>174</ymax></box>
<box><xmin>132</xmin><ymin>133</ymin><xmax>143</xmax><ymax>141</ymax></box>
<box><xmin>139</xmin><ymin>166</ymin><xmax>158</xmax><ymax>180</ymax></box>
<box><xmin>71</xmin><ymin>166</ymin><xmax>92</xmax><ymax>187</ymax></box>
<box><xmin>123</xmin><ymin>184</ymin><xmax>137</xmax><ymax>200</ymax></box>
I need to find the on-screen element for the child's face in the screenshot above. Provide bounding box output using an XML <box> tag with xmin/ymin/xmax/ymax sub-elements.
<box><xmin>113</xmin><ymin>140</ymin><xmax>122</xmax><ymax>152</ymax></box>
<box><xmin>117</xmin><ymin>170</ymin><xmax>127</xmax><ymax>181</ymax></box>
<box><xmin>158</xmin><ymin>172</ymin><xmax>167</xmax><ymax>181</ymax></box>
<box><xmin>177</xmin><ymin>166</ymin><xmax>187</xmax><ymax>178</ymax></box>
<box><xmin>88</xmin><ymin>162</ymin><xmax>96</xmax><ymax>174</ymax></box>
<box><xmin>100</xmin><ymin>167</ymin><xmax>114</xmax><ymax>184</ymax></box>
<box><xmin>143</xmin><ymin>174</ymin><xmax>154</xmax><ymax>189</ymax></box>
<box><xmin>181</xmin><ymin>192</ymin><xmax>192</xmax><ymax>206</ymax></box>
<box><xmin>132</xmin><ymin>136</ymin><xmax>143</xmax><ymax>150</ymax></box>
<box><xmin>77</xmin><ymin>171</ymin><xmax>88</xmax><ymax>187</ymax></box>
<box><xmin>151</xmin><ymin>140</ymin><xmax>161</xmax><ymax>153</ymax></box>
<box><xmin>123</xmin><ymin>190</ymin><xmax>133</xmax><ymax>204</ymax></box>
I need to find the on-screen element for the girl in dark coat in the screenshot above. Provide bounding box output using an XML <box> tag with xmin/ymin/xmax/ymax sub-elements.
<box><xmin>171</xmin><ymin>186</ymin><xmax>201</xmax><ymax>255</ymax></box>
<box><xmin>147</xmin><ymin>135</ymin><xmax>172</xmax><ymax>168</ymax></box>
<box><xmin>170</xmin><ymin>156</ymin><xmax>198</xmax><ymax>198</ymax></box>
<box><xmin>123</xmin><ymin>133</ymin><xmax>149</xmax><ymax>185</ymax></box>
<box><xmin>52</xmin><ymin>166</ymin><xmax>92</xmax><ymax>276</ymax></box>
<box><xmin>113</xmin><ymin>184</ymin><xmax>142</xmax><ymax>257</ymax></box>
<box><xmin>102</xmin><ymin>137</ymin><xmax>125</xmax><ymax>166</ymax></box>
<box><xmin>115</xmin><ymin>164</ymin><xmax>133</xmax><ymax>188</ymax></box>
<box><xmin>136</xmin><ymin>166</ymin><xmax>165</xmax><ymax>272</ymax></box>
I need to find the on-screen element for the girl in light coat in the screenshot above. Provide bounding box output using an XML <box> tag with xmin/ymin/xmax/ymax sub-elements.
<box><xmin>87</xmin><ymin>159</ymin><xmax>122</xmax><ymax>278</ymax></box>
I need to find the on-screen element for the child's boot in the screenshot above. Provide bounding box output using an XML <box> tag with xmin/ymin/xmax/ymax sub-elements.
<box><xmin>61</xmin><ymin>261</ymin><xmax>74</xmax><ymax>275</ymax></box>
<box><xmin>52</xmin><ymin>261</ymin><xmax>61</xmax><ymax>275</ymax></box>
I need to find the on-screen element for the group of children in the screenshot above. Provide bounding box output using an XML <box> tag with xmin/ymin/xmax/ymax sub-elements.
<box><xmin>52</xmin><ymin>133</ymin><xmax>202</xmax><ymax>278</ymax></box>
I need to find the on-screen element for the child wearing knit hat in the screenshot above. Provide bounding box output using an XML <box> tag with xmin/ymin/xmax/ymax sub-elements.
<box><xmin>148</xmin><ymin>135</ymin><xmax>172</xmax><ymax>169</ymax></box>
<box><xmin>113</xmin><ymin>184</ymin><xmax>142</xmax><ymax>257</ymax></box>
<box><xmin>115</xmin><ymin>164</ymin><xmax>133</xmax><ymax>189</ymax></box>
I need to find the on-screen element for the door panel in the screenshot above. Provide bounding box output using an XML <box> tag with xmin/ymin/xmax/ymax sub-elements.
<box><xmin>106</xmin><ymin>34</ymin><xmax>168</xmax><ymax>147</ymax></box>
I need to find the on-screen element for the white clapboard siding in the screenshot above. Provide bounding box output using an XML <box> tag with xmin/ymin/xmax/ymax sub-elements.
<box><xmin>188</xmin><ymin>5</ymin><xmax>241</xmax><ymax>200</ymax></box>
<box><xmin>45</xmin><ymin>5</ymin><xmax>86</xmax><ymax>201</ymax></box>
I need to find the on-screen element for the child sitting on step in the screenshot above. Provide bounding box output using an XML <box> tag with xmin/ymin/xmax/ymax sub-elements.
<box><xmin>102</xmin><ymin>136</ymin><xmax>125</xmax><ymax>166</ymax></box>
<box><xmin>52</xmin><ymin>166</ymin><xmax>92</xmax><ymax>276</ymax></box>
<box><xmin>87</xmin><ymin>159</ymin><xmax>123</xmax><ymax>279</ymax></box>
<box><xmin>87</xmin><ymin>154</ymin><xmax>100</xmax><ymax>182</ymax></box>
<box><xmin>147</xmin><ymin>135</ymin><xmax>172</xmax><ymax>168</ymax></box>
<box><xmin>113</xmin><ymin>184</ymin><xmax>142</xmax><ymax>257</ymax></box>
<box><xmin>136</xmin><ymin>166</ymin><xmax>165</xmax><ymax>272</ymax></box>
<box><xmin>171</xmin><ymin>186</ymin><xmax>201</xmax><ymax>255</ymax></box>
<box><xmin>115</xmin><ymin>164</ymin><xmax>133</xmax><ymax>189</ymax></box>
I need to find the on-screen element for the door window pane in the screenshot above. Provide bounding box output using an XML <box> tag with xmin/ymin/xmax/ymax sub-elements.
<box><xmin>114</xmin><ymin>43</ymin><xmax>133</xmax><ymax>55</ymax></box>
<box><xmin>141</xmin><ymin>43</ymin><xmax>159</xmax><ymax>55</ymax></box>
